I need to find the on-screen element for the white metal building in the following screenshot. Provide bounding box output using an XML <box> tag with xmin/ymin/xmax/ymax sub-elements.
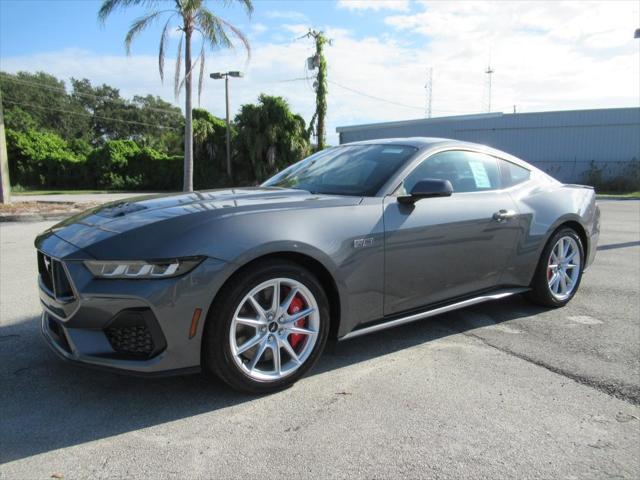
<box><xmin>336</xmin><ymin>107</ymin><xmax>640</xmax><ymax>183</ymax></box>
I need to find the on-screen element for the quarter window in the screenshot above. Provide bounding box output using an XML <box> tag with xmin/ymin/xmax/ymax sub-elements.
<box><xmin>500</xmin><ymin>159</ymin><xmax>531</xmax><ymax>187</ymax></box>
<box><xmin>402</xmin><ymin>150</ymin><xmax>501</xmax><ymax>194</ymax></box>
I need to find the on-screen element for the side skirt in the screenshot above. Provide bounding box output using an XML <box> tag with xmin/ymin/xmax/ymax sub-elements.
<box><xmin>339</xmin><ymin>287</ymin><xmax>530</xmax><ymax>341</ymax></box>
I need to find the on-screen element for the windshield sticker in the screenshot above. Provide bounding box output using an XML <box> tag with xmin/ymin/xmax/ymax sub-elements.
<box><xmin>468</xmin><ymin>161</ymin><xmax>491</xmax><ymax>188</ymax></box>
<box><xmin>381</xmin><ymin>148</ymin><xmax>406</xmax><ymax>154</ymax></box>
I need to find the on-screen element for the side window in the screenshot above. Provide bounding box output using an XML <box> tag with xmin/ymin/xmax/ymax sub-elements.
<box><xmin>500</xmin><ymin>159</ymin><xmax>531</xmax><ymax>187</ymax></box>
<box><xmin>402</xmin><ymin>150</ymin><xmax>501</xmax><ymax>194</ymax></box>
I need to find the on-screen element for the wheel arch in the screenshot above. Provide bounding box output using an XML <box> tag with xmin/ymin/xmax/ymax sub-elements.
<box><xmin>560</xmin><ymin>220</ymin><xmax>589</xmax><ymax>262</ymax></box>
<box><xmin>545</xmin><ymin>219</ymin><xmax>589</xmax><ymax>268</ymax></box>
<box><xmin>204</xmin><ymin>251</ymin><xmax>343</xmax><ymax>343</ymax></box>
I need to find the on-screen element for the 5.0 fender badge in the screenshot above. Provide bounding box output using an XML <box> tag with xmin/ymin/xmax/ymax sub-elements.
<box><xmin>353</xmin><ymin>237</ymin><xmax>374</xmax><ymax>248</ymax></box>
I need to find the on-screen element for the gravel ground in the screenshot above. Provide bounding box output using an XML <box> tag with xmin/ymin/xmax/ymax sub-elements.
<box><xmin>0</xmin><ymin>200</ymin><xmax>638</xmax><ymax>480</ymax></box>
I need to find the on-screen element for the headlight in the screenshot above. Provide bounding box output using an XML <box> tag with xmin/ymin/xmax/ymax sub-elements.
<box><xmin>84</xmin><ymin>257</ymin><xmax>203</xmax><ymax>279</ymax></box>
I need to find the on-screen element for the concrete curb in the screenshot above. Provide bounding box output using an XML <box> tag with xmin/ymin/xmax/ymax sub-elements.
<box><xmin>0</xmin><ymin>212</ymin><xmax>75</xmax><ymax>223</ymax></box>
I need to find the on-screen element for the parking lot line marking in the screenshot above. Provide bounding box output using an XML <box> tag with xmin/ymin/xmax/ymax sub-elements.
<box><xmin>567</xmin><ymin>315</ymin><xmax>603</xmax><ymax>325</ymax></box>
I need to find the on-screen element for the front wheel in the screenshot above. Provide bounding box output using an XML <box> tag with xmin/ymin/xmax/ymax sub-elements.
<box><xmin>527</xmin><ymin>228</ymin><xmax>584</xmax><ymax>307</ymax></box>
<box><xmin>203</xmin><ymin>260</ymin><xmax>330</xmax><ymax>394</ymax></box>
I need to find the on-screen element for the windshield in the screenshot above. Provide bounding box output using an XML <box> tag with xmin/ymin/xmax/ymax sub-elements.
<box><xmin>262</xmin><ymin>144</ymin><xmax>418</xmax><ymax>196</ymax></box>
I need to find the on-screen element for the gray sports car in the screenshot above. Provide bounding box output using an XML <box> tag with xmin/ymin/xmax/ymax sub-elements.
<box><xmin>36</xmin><ymin>138</ymin><xmax>600</xmax><ymax>393</ymax></box>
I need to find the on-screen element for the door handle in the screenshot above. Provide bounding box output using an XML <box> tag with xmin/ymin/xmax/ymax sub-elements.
<box><xmin>492</xmin><ymin>209</ymin><xmax>518</xmax><ymax>222</ymax></box>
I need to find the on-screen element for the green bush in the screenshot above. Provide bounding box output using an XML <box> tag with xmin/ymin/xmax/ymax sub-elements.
<box><xmin>583</xmin><ymin>160</ymin><xmax>640</xmax><ymax>193</ymax></box>
<box><xmin>88</xmin><ymin>140</ymin><xmax>182</xmax><ymax>190</ymax></box>
<box><xmin>87</xmin><ymin>140</ymin><xmax>141</xmax><ymax>188</ymax></box>
<box><xmin>6</xmin><ymin>128</ymin><xmax>87</xmax><ymax>188</ymax></box>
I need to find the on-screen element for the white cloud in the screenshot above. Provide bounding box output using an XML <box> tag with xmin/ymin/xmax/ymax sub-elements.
<box><xmin>251</xmin><ymin>22</ymin><xmax>267</xmax><ymax>36</ymax></box>
<box><xmin>264</xmin><ymin>10</ymin><xmax>308</xmax><ymax>22</ymax></box>
<box><xmin>337</xmin><ymin>0</ymin><xmax>410</xmax><ymax>12</ymax></box>
<box><xmin>2</xmin><ymin>1</ymin><xmax>638</xmax><ymax>145</ymax></box>
<box><xmin>281</xmin><ymin>24</ymin><xmax>311</xmax><ymax>37</ymax></box>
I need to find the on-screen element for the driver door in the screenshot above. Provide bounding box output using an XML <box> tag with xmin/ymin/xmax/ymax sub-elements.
<box><xmin>383</xmin><ymin>150</ymin><xmax>520</xmax><ymax>316</ymax></box>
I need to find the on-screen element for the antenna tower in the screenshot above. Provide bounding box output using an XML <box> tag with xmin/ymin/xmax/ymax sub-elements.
<box><xmin>485</xmin><ymin>64</ymin><xmax>494</xmax><ymax>113</ymax></box>
<box><xmin>425</xmin><ymin>67</ymin><xmax>433</xmax><ymax>118</ymax></box>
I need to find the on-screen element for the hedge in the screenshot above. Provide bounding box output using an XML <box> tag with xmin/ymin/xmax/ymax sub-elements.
<box><xmin>8</xmin><ymin>129</ymin><xmax>183</xmax><ymax>190</ymax></box>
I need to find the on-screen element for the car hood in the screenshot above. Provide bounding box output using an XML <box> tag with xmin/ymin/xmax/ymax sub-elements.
<box><xmin>39</xmin><ymin>187</ymin><xmax>362</xmax><ymax>255</ymax></box>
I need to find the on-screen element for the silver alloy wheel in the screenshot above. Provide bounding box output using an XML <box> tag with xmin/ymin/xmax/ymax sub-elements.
<box><xmin>229</xmin><ymin>277</ymin><xmax>320</xmax><ymax>381</ymax></box>
<box><xmin>547</xmin><ymin>236</ymin><xmax>581</xmax><ymax>301</ymax></box>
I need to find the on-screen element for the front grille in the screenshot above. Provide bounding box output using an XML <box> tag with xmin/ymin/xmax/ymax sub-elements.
<box><xmin>105</xmin><ymin>325</ymin><xmax>154</xmax><ymax>357</ymax></box>
<box><xmin>37</xmin><ymin>252</ymin><xmax>54</xmax><ymax>292</ymax></box>
<box><xmin>37</xmin><ymin>252</ymin><xmax>75</xmax><ymax>301</ymax></box>
<box><xmin>103</xmin><ymin>308</ymin><xmax>166</xmax><ymax>359</ymax></box>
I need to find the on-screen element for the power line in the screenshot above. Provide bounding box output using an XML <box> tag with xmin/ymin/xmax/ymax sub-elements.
<box><xmin>3</xmin><ymin>99</ymin><xmax>180</xmax><ymax>130</ymax></box>
<box><xmin>328</xmin><ymin>80</ymin><xmax>424</xmax><ymax>112</ymax></box>
<box><xmin>0</xmin><ymin>74</ymin><xmax>184</xmax><ymax>117</ymax></box>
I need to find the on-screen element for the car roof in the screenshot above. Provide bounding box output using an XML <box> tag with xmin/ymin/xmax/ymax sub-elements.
<box><xmin>340</xmin><ymin>137</ymin><xmax>533</xmax><ymax>168</ymax></box>
<box><xmin>340</xmin><ymin>137</ymin><xmax>454</xmax><ymax>149</ymax></box>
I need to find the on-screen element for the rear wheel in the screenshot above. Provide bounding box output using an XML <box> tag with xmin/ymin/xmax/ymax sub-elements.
<box><xmin>203</xmin><ymin>260</ymin><xmax>329</xmax><ymax>394</ymax></box>
<box><xmin>527</xmin><ymin>228</ymin><xmax>584</xmax><ymax>307</ymax></box>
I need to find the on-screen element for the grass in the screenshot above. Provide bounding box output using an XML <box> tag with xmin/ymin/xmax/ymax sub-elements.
<box><xmin>12</xmin><ymin>189</ymin><xmax>126</xmax><ymax>196</ymax></box>
<box><xmin>596</xmin><ymin>191</ymin><xmax>640</xmax><ymax>199</ymax></box>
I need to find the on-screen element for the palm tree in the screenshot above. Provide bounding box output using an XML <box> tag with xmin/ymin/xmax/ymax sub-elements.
<box><xmin>98</xmin><ymin>0</ymin><xmax>253</xmax><ymax>192</ymax></box>
<box><xmin>235</xmin><ymin>94</ymin><xmax>311</xmax><ymax>182</ymax></box>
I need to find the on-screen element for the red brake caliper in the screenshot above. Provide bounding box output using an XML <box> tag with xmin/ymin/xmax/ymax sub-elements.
<box><xmin>288</xmin><ymin>295</ymin><xmax>307</xmax><ymax>350</ymax></box>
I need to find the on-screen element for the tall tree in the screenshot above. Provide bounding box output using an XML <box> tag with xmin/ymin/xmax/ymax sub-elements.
<box><xmin>235</xmin><ymin>94</ymin><xmax>311</xmax><ymax>182</ymax></box>
<box><xmin>98</xmin><ymin>0</ymin><xmax>253</xmax><ymax>192</ymax></box>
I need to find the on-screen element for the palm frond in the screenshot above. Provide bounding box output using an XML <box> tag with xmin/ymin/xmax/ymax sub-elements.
<box><xmin>125</xmin><ymin>10</ymin><xmax>164</xmax><ymax>54</ymax></box>
<box><xmin>198</xmin><ymin>42</ymin><xmax>205</xmax><ymax>106</ymax></box>
<box><xmin>158</xmin><ymin>15</ymin><xmax>176</xmax><ymax>82</ymax></box>
<box><xmin>224</xmin><ymin>0</ymin><xmax>254</xmax><ymax>17</ymax></box>
<box><xmin>217</xmin><ymin>16</ymin><xmax>251</xmax><ymax>59</ymax></box>
<box><xmin>98</xmin><ymin>0</ymin><xmax>162</xmax><ymax>24</ymax></box>
<box><xmin>176</xmin><ymin>43</ymin><xmax>204</xmax><ymax>98</ymax></box>
<box><xmin>174</xmin><ymin>33</ymin><xmax>183</xmax><ymax>98</ymax></box>
<box><xmin>196</xmin><ymin>10</ymin><xmax>230</xmax><ymax>50</ymax></box>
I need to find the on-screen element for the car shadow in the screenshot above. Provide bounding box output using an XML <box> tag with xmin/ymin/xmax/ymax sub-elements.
<box><xmin>0</xmin><ymin>295</ymin><xmax>545</xmax><ymax>464</ymax></box>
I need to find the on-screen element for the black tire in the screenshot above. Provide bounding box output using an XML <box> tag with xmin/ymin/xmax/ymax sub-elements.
<box><xmin>526</xmin><ymin>227</ymin><xmax>584</xmax><ymax>308</ymax></box>
<box><xmin>202</xmin><ymin>259</ymin><xmax>330</xmax><ymax>394</ymax></box>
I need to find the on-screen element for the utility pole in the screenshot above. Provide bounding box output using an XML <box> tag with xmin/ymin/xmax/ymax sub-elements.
<box><xmin>485</xmin><ymin>64</ymin><xmax>495</xmax><ymax>113</ymax></box>
<box><xmin>304</xmin><ymin>29</ymin><xmax>330</xmax><ymax>150</ymax></box>
<box><xmin>210</xmin><ymin>71</ymin><xmax>243</xmax><ymax>182</ymax></box>
<box><xmin>425</xmin><ymin>67</ymin><xmax>433</xmax><ymax>118</ymax></box>
<box><xmin>0</xmin><ymin>88</ymin><xmax>10</xmax><ymax>204</ymax></box>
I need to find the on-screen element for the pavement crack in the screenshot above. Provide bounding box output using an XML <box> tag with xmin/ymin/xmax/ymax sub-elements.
<box><xmin>461</xmin><ymin>330</ymin><xmax>640</xmax><ymax>406</ymax></box>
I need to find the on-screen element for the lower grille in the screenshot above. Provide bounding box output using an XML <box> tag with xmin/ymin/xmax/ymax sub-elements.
<box><xmin>47</xmin><ymin>316</ymin><xmax>72</xmax><ymax>353</ymax></box>
<box><xmin>105</xmin><ymin>325</ymin><xmax>154</xmax><ymax>356</ymax></box>
<box><xmin>103</xmin><ymin>308</ymin><xmax>166</xmax><ymax>359</ymax></box>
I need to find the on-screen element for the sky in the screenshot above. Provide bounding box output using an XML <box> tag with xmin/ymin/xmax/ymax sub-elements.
<box><xmin>1</xmin><ymin>0</ymin><xmax>639</xmax><ymax>145</ymax></box>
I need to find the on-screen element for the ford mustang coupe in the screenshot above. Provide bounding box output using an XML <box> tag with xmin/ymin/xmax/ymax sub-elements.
<box><xmin>36</xmin><ymin>138</ymin><xmax>600</xmax><ymax>393</ymax></box>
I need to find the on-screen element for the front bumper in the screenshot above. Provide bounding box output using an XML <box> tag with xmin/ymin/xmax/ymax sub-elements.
<box><xmin>38</xmin><ymin>237</ymin><xmax>231</xmax><ymax>376</ymax></box>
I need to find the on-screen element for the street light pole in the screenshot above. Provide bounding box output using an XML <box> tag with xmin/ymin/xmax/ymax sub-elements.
<box><xmin>210</xmin><ymin>71</ymin><xmax>243</xmax><ymax>183</ymax></box>
<box><xmin>225</xmin><ymin>75</ymin><xmax>231</xmax><ymax>180</ymax></box>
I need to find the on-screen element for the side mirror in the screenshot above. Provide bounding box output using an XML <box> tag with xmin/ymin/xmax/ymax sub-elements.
<box><xmin>397</xmin><ymin>178</ymin><xmax>453</xmax><ymax>204</ymax></box>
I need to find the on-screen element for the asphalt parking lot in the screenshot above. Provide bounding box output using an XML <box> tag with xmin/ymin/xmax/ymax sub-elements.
<box><xmin>1</xmin><ymin>200</ymin><xmax>638</xmax><ymax>479</ymax></box>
